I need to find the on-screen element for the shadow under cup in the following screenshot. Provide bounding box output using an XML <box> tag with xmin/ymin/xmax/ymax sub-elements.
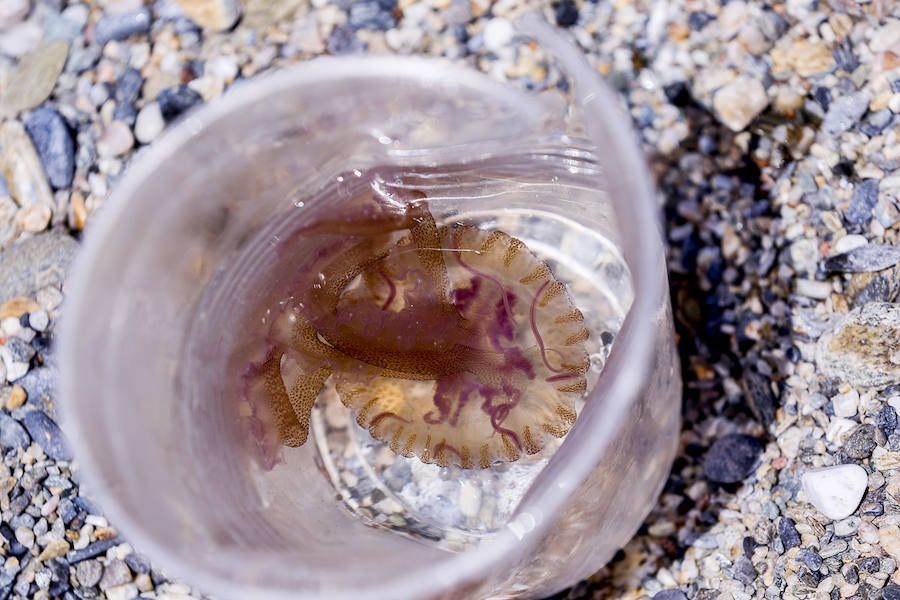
<box><xmin>60</xmin><ymin>54</ymin><xmax>681</xmax><ymax>600</ymax></box>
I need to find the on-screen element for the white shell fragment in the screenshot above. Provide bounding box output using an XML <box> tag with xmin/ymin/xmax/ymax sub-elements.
<box><xmin>801</xmin><ymin>464</ymin><xmax>868</xmax><ymax>521</ymax></box>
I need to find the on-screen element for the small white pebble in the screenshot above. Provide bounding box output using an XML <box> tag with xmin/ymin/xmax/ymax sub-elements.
<box><xmin>832</xmin><ymin>234</ymin><xmax>868</xmax><ymax>254</ymax></box>
<box><xmin>97</xmin><ymin>121</ymin><xmax>134</xmax><ymax>157</ymax></box>
<box><xmin>134</xmin><ymin>102</ymin><xmax>165</xmax><ymax>144</ymax></box>
<box><xmin>796</xmin><ymin>279</ymin><xmax>832</xmax><ymax>299</ymax></box>
<box><xmin>1</xmin><ymin>317</ymin><xmax>21</xmax><ymax>337</ymax></box>
<box><xmin>28</xmin><ymin>309</ymin><xmax>49</xmax><ymax>332</ymax></box>
<box><xmin>802</xmin><ymin>464</ymin><xmax>867</xmax><ymax>520</ymax></box>
<box><xmin>832</xmin><ymin>389</ymin><xmax>859</xmax><ymax>418</ymax></box>
<box><xmin>483</xmin><ymin>18</ymin><xmax>514</xmax><ymax>53</ymax></box>
<box><xmin>14</xmin><ymin>526</ymin><xmax>34</xmax><ymax>548</ymax></box>
<box><xmin>833</xmin><ymin>516</ymin><xmax>860</xmax><ymax>536</ymax></box>
<box><xmin>85</xmin><ymin>515</ymin><xmax>108</xmax><ymax>528</ymax></box>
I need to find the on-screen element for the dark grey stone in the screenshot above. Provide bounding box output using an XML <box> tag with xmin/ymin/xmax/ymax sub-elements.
<box><xmin>825</xmin><ymin>243</ymin><xmax>900</xmax><ymax>273</ymax></box>
<box><xmin>884</xmin><ymin>584</ymin><xmax>900</xmax><ymax>600</ymax></box>
<box><xmin>124</xmin><ymin>553</ymin><xmax>151</xmax><ymax>575</ymax></box>
<box><xmin>801</xmin><ymin>548</ymin><xmax>822</xmax><ymax>571</ymax></box>
<box><xmin>733</xmin><ymin>556</ymin><xmax>757</xmax><ymax>585</ymax></box>
<box><xmin>157</xmin><ymin>85</ymin><xmax>203</xmax><ymax>121</ymax></box>
<box><xmin>58</xmin><ymin>498</ymin><xmax>77</xmax><ymax>524</ymax></box>
<box><xmin>743</xmin><ymin>369</ymin><xmax>776</xmax><ymax>427</ymax></box>
<box><xmin>24</xmin><ymin>107</ymin><xmax>75</xmax><ymax>190</ymax></box>
<box><xmin>0</xmin><ymin>414</ymin><xmax>30</xmax><ymax>450</ymax></box>
<box><xmin>0</xmin><ymin>230</ymin><xmax>78</xmax><ymax>305</ymax></box>
<box><xmin>878</xmin><ymin>405</ymin><xmax>898</xmax><ymax>433</ymax></box>
<box><xmin>858</xmin><ymin>109</ymin><xmax>893</xmax><ymax>136</ymax></box>
<box><xmin>844</xmin><ymin>424</ymin><xmax>877</xmax><ymax>458</ymax></box>
<box><xmin>94</xmin><ymin>9</ymin><xmax>151</xmax><ymax>45</ymax></box>
<box><xmin>778</xmin><ymin>517</ymin><xmax>801</xmax><ymax>549</ymax></box>
<box><xmin>74</xmin><ymin>560</ymin><xmax>101</xmax><ymax>588</ymax></box>
<box><xmin>21</xmin><ymin>411</ymin><xmax>71</xmax><ymax>462</ymax></box>
<box><xmin>859</xmin><ymin>556</ymin><xmax>879</xmax><ymax>572</ymax></box>
<box><xmin>554</xmin><ymin>0</ymin><xmax>579</xmax><ymax>27</ymax></box>
<box><xmin>843</xmin><ymin>564</ymin><xmax>858</xmax><ymax>585</ymax></box>
<box><xmin>703</xmin><ymin>434</ymin><xmax>763</xmax><ymax>483</ymax></box>
<box><xmin>66</xmin><ymin>538</ymin><xmax>120</xmax><ymax>563</ymax></box>
<box><xmin>844</xmin><ymin>180</ymin><xmax>880</xmax><ymax>225</ymax></box>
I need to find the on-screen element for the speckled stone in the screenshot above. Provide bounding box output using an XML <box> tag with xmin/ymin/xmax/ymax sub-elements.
<box><xmin>0</xmin><ymin>229</ymin><xmax>77</xmax><ymax>304</ymax></box>
<box><xmin>817</xmin><ymin>303</ymin><xmax>900</xmax><ymax>387</ymax></box>
<box><xmin>173</xmin><ymin>0</ymin><xmax>241</xmax><ymax>31</ymax></box>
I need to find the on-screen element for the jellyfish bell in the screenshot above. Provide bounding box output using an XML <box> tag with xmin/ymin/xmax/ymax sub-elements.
<box><xmin>242</xmin><ymin>192</ymin><xmax>590</xmax><ymax>469</ymax></box>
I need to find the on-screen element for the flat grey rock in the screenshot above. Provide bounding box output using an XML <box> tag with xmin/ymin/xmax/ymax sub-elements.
<box><xmin>0</xmin><ymin>230</ymin><xmax>78</xmax><ymax>305</ymax></box>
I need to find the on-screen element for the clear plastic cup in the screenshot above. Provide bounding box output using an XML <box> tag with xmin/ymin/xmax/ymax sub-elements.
<box><xmin>60</xmin><ymin>18</ymin><xmax>680</xmax><ymax>600</ymax></box>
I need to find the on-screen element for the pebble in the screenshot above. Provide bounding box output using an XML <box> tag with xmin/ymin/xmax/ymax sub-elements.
<box><xmin>348</xmin><ymin>1</ymin><xmax>396</xmax><ymax>30</ymax></box>
<box><xmin>15</xmin><ymin>203</ymin><xmax>51</xmax><ymax>232</ymax></box>
<box><xmin>173</xmin><ymin>0</ymin><xmax>241</xmax><ymax>31</ymax></box>
<box><xmin>0</xmin><ymin>120</ymin><xmax>54</xmax><ymax>209</ymax></box>
<box><xmin>833</xmin><ymin>516</ymin><xmax>860</xmax><ymax>536</ymax></box>
<box><xmin>74</xmin><ymin>559</ymin><xmax>102</xmax><ymax>587</ymax></box>
<box><xmin>802</xmin><ymin>464</ymin><xmax>867</xmax><ymax>520</ymax></box>
<box><xmin>884</xmin><ymin>585</ymin><xmax>900</xmax><ymax>600</ymax></box>
<box><xmin>817</xmin><ymin>303</ymin><xmax>900</xmax><ymax>387</ymax></box>
<box><xmin>67</xmin><ymin>538</ymin><xmax>120</xmax><ymax>563</ymax></box>
<box><xmin>796</xmin><ymin>279</ymin><xmax>832</xmax><ymax>299</ymax></box>
<box><xmin>125</xmin><ymin>552</ymin><xmax>151</xmax><ymax>574</ymax></box>
<box><xmin>845</xmin><ymin>180</ymin><xmax>880</xmax><ymax>225</ymax></box>
<box><xmin>116</xmin><ymin>67</ymin><xmax>144</xmax><ymax>104</ymax></box>
<box><xmin>825</xmin><ymin>244</ymin><xmax>900</xmax><ymax>273</ymax></box>
<box><xmin>28</xmin><ymin>308</ymin><xmax>48</xmax><ymax>332</ymax></box>
<box><xmin>1</xmin><ymin>40</ymin><xmax>69</xmax><ymax>112</ymax></box>
<box><xmin>833</xmin><ymin>389</ymin><xmax>860</xmax><ymax>418</ymax></box>
<box><xmin>843</xmin><ymin>424</ymin><xmax>877</xmax><ymax>458</ymax></box>
<box><xmin>327</xmin><ymin>24</ymin><xmax>364</xmax><ymax>55</ymax></box>
<box><xmin>0</xmin><ymin>413</ymin><xmax>30</xmax><ymax>449</ymax></box>
<box><xmin>23</xmin><ymin>108</ymin><xmax>75</xmax><ymax>190</ymax></box>
<box><xmin>134</xmin><ymin>102</ymin><xmax>165</xmax><ymax>144</ymax></box>
<box><xmin>157</xmin><ymin>84</ymin><xmax>203</xmax><ymax>120</ymax></box>
<box><xmin>0</xmin><ymin>0</ymin><xmax>29</xmax><ymax>30</ymax></box>
<box><xmin>712</xmin><ymin>76</ymin><xmax>769</xmax><ymax>132</ymax></box>
<box><xmin>822</xmin><ymin>92</ymin><xmax>870</xmax><ymax>138</ymax></box>
<box><xmin>483</xmin><ymin>18</ymin><xmax>514</xmax><ymax>53</ymax></box>
<box><xmin>37</xmin><ymin>540</ymin><xmax>69</xmax><ymax>561</ymax></box>
<box><xmin>778</xmin><ymin>517</ymin><xmax>801</xmax><ymax>549</ymax></box>
<box><xmin>703</xmin><ymin>433</ymin><xmax>763</xmax><ymax>483</ymax></box>
<box><xmin>21</xmin><ymin>410</ymin><xmax>71</xmax><ymax>462</ymax></box>
<box><xmin>99</xmin><ymin>559</ymin><xmax>132</xmax><ymax>590</ymax></box>
<box><xmin>97</xmin><ymin>121</ymin><xmax>134</xmax><ymax>157</ymax></box>
<box><xmin>0</xmin><ymin>21</ymin><xmax>42</xmax><ymax>57</ymax></box>
<box><xmin>94</xmin><ymin>9</ymin><xmax>152</xmax><ymax>44</ymax></box>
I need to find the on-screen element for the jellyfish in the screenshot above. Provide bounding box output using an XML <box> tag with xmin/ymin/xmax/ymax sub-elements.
<box><xmin>241</xmin><ymin>192</ymin><xmax>590</xmax><ymax>469</ymax></box>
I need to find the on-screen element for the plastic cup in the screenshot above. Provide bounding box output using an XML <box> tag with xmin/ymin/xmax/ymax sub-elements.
<box><xmin>60</xmin><ymin>17</ymin><xmax>680</xmax><ymax>600</ymax></box>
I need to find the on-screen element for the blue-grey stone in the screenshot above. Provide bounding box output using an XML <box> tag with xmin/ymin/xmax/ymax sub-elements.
<box><xmin>66</xmin><ymin>538</ymin><xmax>120</xmax><ymax>564</ymax></box>
<box><xmin>24</xmin><ymin>107</ymin><xmax>75</xmax><ymax>190</ymax></box>
<box><xmin>113</xmin><ymin>101</ymin><xmax>137</xmax><ymax>126</ymax></box>
<box><xmin>844</xmin><ymin>179</ymin><xmax>879</xmax><ymax>225</ymax></box>
<box><xmin>878</xmin><ymin>405</ymin><xmax>898</xmax><ymax>433</ymax></box>
<box><xmin>653</xmin><ymin>591</ymin><xmax>688</xmax><ymax>600</ymax></box>
<box><xmin>3</xmin><ymin>337</ymin><xmax>35</xmax><ymax>364</ymax></box>
<box><xmin>65</xmin><ymin>45</ymin><xmax>100</xmax><ymax>73</ymax></box>
<box><xmin>15</xmin><ymin>365</ymin><xmax>57</xmax><ymax>403</ymax></box>
<box><xmin>858</xmin><ymin>109</ymin><xmax>893</xmax><ymax>137</ymax></box>
<box><xmin>778</xmin><ymin>517</ymin><xmax>801</xmax><ymax>549</ymax></box>
<box><xmin>43</xmin><ymin>475</ymin><xmax>72</xmax><ymax>490</ymax></box>
<box><xmin>327</xmin><ymin>24</ymin><xmax>364</xmax><ymax>55</ymax></box>
<box><xmin>824</xmin><ymin>243</ymin><xmax>900</xmax><ymax>273</ymax></box>
<box><xmin>822</xmin><ymin>92</ymin><xmax>869</xmax><ymax>138</ymax></box>
<box><xmin>157</xmin><ymin>85</ymin><xmax>203</xmax><ymax>120</ymax></box>
<box><xmin>74</xmin><ymin>496</ymin><xmax>102</xmax><ymax>516</ymax></box>
<box><xmin>348</xmin><ymin>2</ymin><xmax>395</xmax><ymax>29</ymax></box>
<box><xmin>0</xmin><ymin>414</ymin><xmax>30</xmax><ymax>450</ymax></box>
<box><xmin>44</xmin><ymin>13</ymin><xmax>85</xmax><ymax>42</ymax></box>
<box><xmin>58</xmin><ymin>498</ymin><xmax>77</xmax><ymax>524</ymax></box>
<box><xmin>21</xmin><ymin>410</ymin><xmax>71</xmax><ymax>462</ymax></box>
<box><xmin>116</xmin><ymin>67</ymin><xmax>143</xmax><ymax>104</ymax></box>
<box><xmin>703</xmin><ymin>433</ymin><xmax>763</xmax><ymax>483</ymax></box>
<box><xmin>124</xmin><ymin>553</ymin><xmax>151</xmax><ymax>575</ymax></box>
<box><xmin>93</xmin><ymin>9</ymin><xmax>151</xmax><ymax>45</ymax></box>
<box><xmin>884</xmin><ymin>585</ymin><xmax>900</xmax><ymax>600</ymax></box>
<box><xmin>733</xmin><ymin>555</ymin><xmax>757</xmax><ymax>585</ymax></box>
<box><xmin>800</xmin><ymin>548</ymin><xmax>822</xmax><ymax>571</ymax></box>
